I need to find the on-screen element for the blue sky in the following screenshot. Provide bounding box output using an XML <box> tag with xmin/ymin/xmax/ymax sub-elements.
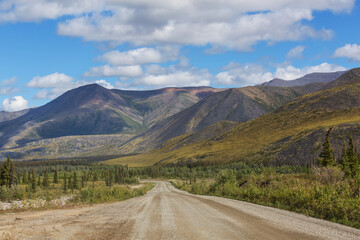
<box><xmin>0</xmin><ymin>0</ymin><xmax>359</xmax><ymax>111</ymax></box>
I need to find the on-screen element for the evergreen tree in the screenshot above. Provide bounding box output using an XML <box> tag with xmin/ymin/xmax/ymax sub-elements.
<box><xmin>0</xmin><ymin>156</ymin><xmax>16</xmax><ymax>188</ymax></box>
<box><xmin>73</xmin><ymin>172</ymin><xmax>78</xmax><ymax>190</ymax></box>
<box><xmin>53</xmin><ymin>168</ymin><xmax>58</xmax><ymax>184</ymax></box>
<box><xmin>347</xmin><ymin>136</ymin><xmax>359</xmax><ymax>177</ymax></box>
<box><xmin>42</xmin><ymin>170</ymin><xmax>49</xmax><ymax>188</ymax></box>
<box><xmin>31</xmin><ymin>169</ymin><xmax>36</xmax><ymax>192</ymax></box>
<box><xmin>68</xmin><ymin>174</ymin><xmax>72</xmax><ymax>190</ymax></box>
<box><xmin>22</xmin><ymin>171</ymin><xmax>28</xmax><ymax>184</ymax></box>
<box><xmin>63</xmin><ymin>172</ymin><xmax>67</xmax><ymax>192</ymax></box>
<box><xmin>318</xmin><ymin>129</ymin><xmax>335</xmax><ymax>167</ymax></box>
<box><xmin>340</xmin><ymin>144</ymin><xmax>352</xmax><ymax>177</ymax></box>
<box><xmin>81</xmin><ymin>175</ymin><xmax>85</xmax><ymax>188</ymax></box>
<box><xmin>37</xmin><ymin>174</ymin><xmax>41</xmax><ymax>186</ymax></box>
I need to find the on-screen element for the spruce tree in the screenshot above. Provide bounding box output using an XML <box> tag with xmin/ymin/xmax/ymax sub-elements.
<box><xmin>73</xmin><ymin>172</ymin><xmax>78</xmax><ymax>190</ymax></box>
<box><xmin>0</xmin><ymin>156</ymin><xmax>16</xmax><ymax>188</ymax></box>
<box><xmin>81</xmin><ymin>175</ymin><xmax>85</xmax><ymax>189</ymax></box>
<box><xmin>42</xmin><ymin>170</ymin><xmax>49</xmax><ymax>188</ymax></box>
<box><xmin>68</xmin><ymin>175</ymin><xmax>72</xmax><ymax>190</ymax></box>
<box><xmin>37</xmin><ymin>174</ymin><xmax>41</xmax><ymax>186</ymax></box>
<box><xmin>22</xmin><ymin>171</ymin><xmax>28</xmax><ymax>184</ymax></box>
<box><xmin>347</xmin><ymin>136</ymin><xmax>359</xmax><ymax>177</ymax></box>
<box><xmin>340</xmin><ymin>144</ymin><xmax>352</xmax><ymax>177</ymax></box>
<box><xmin>63</xmin><ymin>172</ymin><xmax>67</xmax><ymax>192</ymax></box>
<box><xmin>31</xmin><ymin>169</ymin><xmax>36</xmax><ymax>192</ymax></box>
<box><xmin>53</xmin><ymin>168</ymin><xmax>58</xmax><ymax>184</ymax></box>
<box><xmin>318</xmin><ymin>129</ymin><xmax>335</xmax><ymax>167</ymax></box>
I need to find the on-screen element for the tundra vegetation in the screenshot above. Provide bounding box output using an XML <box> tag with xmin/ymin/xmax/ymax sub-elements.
<box><xmin>0</xmin><ymin>132</ymin><xmax>359</xmax><ymax>229</ymax></box>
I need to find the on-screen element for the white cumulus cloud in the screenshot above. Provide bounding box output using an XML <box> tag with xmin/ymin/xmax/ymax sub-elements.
<box><xmin>27</xmin><ymin>72</ymin><xmax>115</xmax><ymax>99</ymax></box>
<box><xmin>0</xmin><ymin>1</ymin><xmax>354</xmax><ymax>52</ymax></box>
<box><xmin>215</xmin><ymin>63</ymin><xmax>274</xmax><ymax>86</ymax></box>
<box><xmin>116</xmin><ymin>63</ymin><xmax>211</xmax><ymax>89</ymax></box>
<box><xmin>99</xmin><ymin>46</ymin><xmax>179</xmax><ymax>66</ymax></box>
<box><xmin>2</xmin><ymin>96</ymin><xmax>29</xmax><ymax>111</ymax></box>
<box><xmin>84</xmin><ymin>65</ymin><xmax>143</xmax><ymax>78</ymax></box>
<box><xmin>334</xmin><ymin>44</ymin><xmax>360</xmax><ymax>62</ymax></box>
<box><xmin>27</xmin><ymin>72</ymin><xmax>73</xmax><ymax>88</ymax></box>
<box><xmin>95</xmin><ymin>79</ymin><xmax>114</xmax><ymax>89</ymax></box>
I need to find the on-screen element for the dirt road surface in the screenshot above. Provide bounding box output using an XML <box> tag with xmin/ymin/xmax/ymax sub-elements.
<box><xmin>1</xmin><ymin>181</ymin><xmax>360</xmax><ymax>240</ymax></box>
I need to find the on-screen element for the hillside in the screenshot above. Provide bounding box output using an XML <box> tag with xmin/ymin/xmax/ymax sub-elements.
<box><xmin>0</xmin><ymin>109</ymin><xmax>29</xmax><ymax>123</ymax></box>
<box><xmin>103</xmin><ymin>86</ymin><xmax>307</xmax><ymax>155</ymax></box>
<box><xmin>106</xmin><ymin>68</ymin><xmax>360</xmax><ymax>167</ymax></box>
<box><xmin>261</xmin><ymin>71</ymin><xmax>345</xmax><ymax>87</ymax></box>
<box><xmin>0</xmin><ymin>84</ymin><xmax>221</xmax><ymax>151</ymax></box>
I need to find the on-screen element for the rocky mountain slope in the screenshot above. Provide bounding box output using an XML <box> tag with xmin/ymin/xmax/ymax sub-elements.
<box><xmin>107</xmin><ymin>68</ymin><xmax>360</xmax><ymax>166</ymax></box>
<box><xmin>0</xmin><ymin>84</ymin><xmax>221</xmax><ymax>151</ymax></box>
<box><xmin>101</xmin><ymin>84</ymin><xmax>325</xmax><ymax>155</ymax></box>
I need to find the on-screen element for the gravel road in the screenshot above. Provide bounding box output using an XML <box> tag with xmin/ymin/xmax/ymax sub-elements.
<box><xmin>1</xmin><ymin>181</ymin><xmax>359</xmax><ymax>240</ymax></box>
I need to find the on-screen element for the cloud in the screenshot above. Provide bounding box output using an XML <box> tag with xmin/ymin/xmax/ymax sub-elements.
<box><xmin>138</xmin><ymin>71</ymin><xmax>211</xmax><ymax>87</ymax></box>
<box><xmin>0</xmin><ymin>77</ymin><xmax>20</xmax><ymax>95</ymax></box>
<box><xmin>2</xmin><ymin>96</ymin><xmax>29</xmax><ymax>111</ymax></box>
<box><xmin>27</xmin><ymin>72</ymin><xmax>73</xmax><ymax>88</ymax></box>
<box><xmin>215</xmin><ymin>62</ymin><xmax>347</xmax><ymax>86</ymax></box>
<box><xmin>95</xmin><ymin>79</ymin><xmax>114</xmax><ymax>89</ymax></box>
<box><xmin>0</xmin><ymin>87</ymin><xmax>21</xmax><ymax>96</ymax></box>
<box><xmin>0</xmin><ymin>1</ymin><xmax>353</xmax><ymax>51</ymax></box>
<box><xmin>115</xmin><ymin>63</ymin><xmax>211</xmax><ymax>89</ymax></box>
<box><xmin>286</xmin><ymin>45</ymin><xmax>305</xmax><ymax>59</ymax></box>
<box><xmin>273</xmin><ymin>63</ymin><xmax>347</xmax><ymax>80</ymax></box>
<box><xmin>27</xmin><ymin>72</ymin><xmax>114</xmax><ymax>99</ymax></box>
<box><xmin>57</xmin><ymin>7</ymin><xmax>335</xmax><ymax>51</ymax></box>
<box><xmin>33</xmin><ymin>79</ymin><xmax>114</xmax><ymax>99</ymax></box>
<box><xmin>99</xmin><ymin>46</ymin><xmax>179</xmax><ymax>65</ymax></box>
<box><xmin>215</xmin><ymin>63</ymin><xmax>274</xmax><ymax>86</ymax></box>
<box><xmin>334</xmin><ymin>44</ymin><xmax>360</xmax><ymax>62</ymax></box>
<box><xmin>0</xmin><ymin>0</ymin><xmax>103</xmax><ymax>22</ymax></box>
<box><xmin>1</xmin><ymin>76</ymin><xmax>17</xmax><ymax>86</ymax></box>
<box><xmin>84</xmin><ymin>65</ymin><xmax>143</xmax><ymax>77</ymax></box>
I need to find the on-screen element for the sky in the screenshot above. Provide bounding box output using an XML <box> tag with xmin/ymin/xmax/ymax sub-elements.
<box><xmin>0</xmin><ymin>0</ymin><xmax>360</xmax><ymax>111</ymax></box>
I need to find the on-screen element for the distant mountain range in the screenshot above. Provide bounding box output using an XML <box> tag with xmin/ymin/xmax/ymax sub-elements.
<box><xmin>0</xmin><ymin>109</ymin><xmax>29</xmax><ymax>123</ymax></box>
<box><xmin>260</xmin><ymin>71</ymin><xmax>345</xmax><ymax>87</ymax></box>
<box><xmin>106</xmin><ymin>68</ymin><xmax>360</xmax><ymax>166</ymax></box>
<box><xmin>3</xmin><ymin>69</ymin><xmax>360</xmax><ymax>167</ymax></box>
<box><xmin>0</xmin><ymin>85</ymin><xmax>221</xmax><ymax>150</ymax></box>
<box><xmin>112</xmin><ymin>85</ymin><xmax>319</xmax><ymax>155</ymax></box>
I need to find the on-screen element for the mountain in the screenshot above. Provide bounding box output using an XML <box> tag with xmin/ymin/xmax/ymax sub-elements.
<box><xmin>323</xmin><ymin>68</ymin><xmax>360</xmax><ymax>89</ymax></box>
<box><xmin>103</xmin><ymin>85</ymin><xmax>316</xmax><ymax>155</ymax></box>
<box><xmin>0</xmin><ymin>109</ymin><xmax>29</xmax><ymax>123</ymax></box>
<box><xmin>106</xmin><ymin>68</ymin><xmax>360</xmax><ymax>167</ymax></box>
<box><xmin>261</xmin><ymin>71</ymin><xmax>346</xmax><ymax>87</ymax></box>
<box><xmin>0</xmin><ymin>84</ymin><xmax>222</xmax><ymax>151</ymax></box>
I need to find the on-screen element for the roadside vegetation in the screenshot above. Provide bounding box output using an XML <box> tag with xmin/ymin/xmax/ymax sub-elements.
<box><xmin>172</xmin><ymin>132</ymin><xmax>360</xmax><ymax>229</ymax></box>
<box><xmin>1</xmin><ymin>130</ymin><xmax>359</xmax><ymax>229</ymax></box>
<box><xmin>0</xmin><ymin>159</ymin><xmax>154</xmax><ymax>210</ymax></box>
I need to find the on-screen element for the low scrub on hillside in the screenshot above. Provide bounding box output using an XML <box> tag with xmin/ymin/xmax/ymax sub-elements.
<box><xmin>172</xmin><ymin>167</ymin><xmax>360</xmax><ymax>229</ymax></box>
